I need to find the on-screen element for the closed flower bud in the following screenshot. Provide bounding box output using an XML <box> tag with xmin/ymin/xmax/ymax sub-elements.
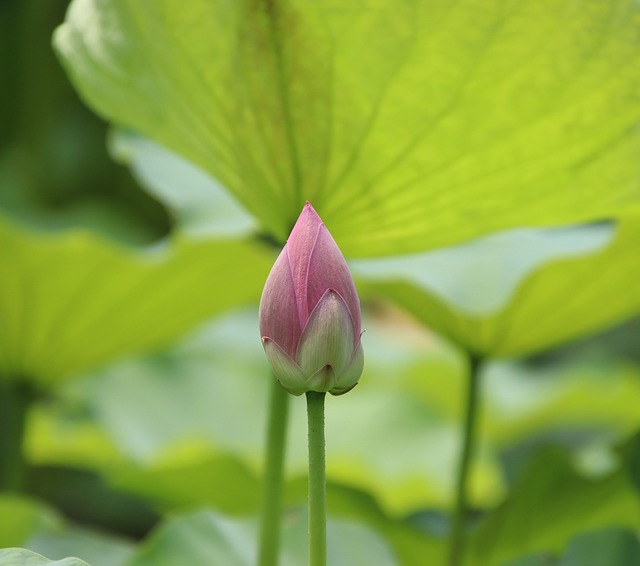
<box><xmin>259</xmin><ymin>203</ymin><xmax>364</xmax><ymax>396</ymax></box>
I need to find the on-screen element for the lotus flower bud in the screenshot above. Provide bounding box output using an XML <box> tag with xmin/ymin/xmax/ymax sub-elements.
<box><xmin>259</xmin><ymin>203</ymin><xmax>364</xmax><ymax>396</ymax></box>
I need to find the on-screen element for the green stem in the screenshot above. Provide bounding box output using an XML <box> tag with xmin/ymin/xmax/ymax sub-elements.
<box><xmin>0</xmin><ymin>380</ymin><xmax>35</xmax><ymax>492</ymax></box>
<box><xmin>258</xmin><ymin>378</ymin><xmax>290</xmax><ymax>566</ymax></box>
<box><xmin>448</xmin><ymin>354</ymin><xmax>483</xmax><ymax>566</ymax></box>
<box><xmin>306</xmin><ymin>391</ymin><xmax>326</xmax><ymax>566</ymax></box>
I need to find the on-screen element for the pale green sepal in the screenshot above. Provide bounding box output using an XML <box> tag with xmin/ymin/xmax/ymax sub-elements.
<box><xmin>262</xmin><ymin>338</ymin><xmax>306</xmax><ymax>396</ymax></box>
<box><xmin>330</xmin><ymin>382</ymin><xmax>358</xmax><ymax>396</ymax></box>
<box><xmin>303</xmin><ymin>364</ymin><xmax>337</xmax><ymax>393</ymax></box>
<box><xmin>331</xmin><ymin>340</ymin><xmax>364</xmax><ymax>396</ymax></box>
<box><xmin>297</xmin><ymin>290</ymin><xmax>356</xmax><ymax>377</ymax></box>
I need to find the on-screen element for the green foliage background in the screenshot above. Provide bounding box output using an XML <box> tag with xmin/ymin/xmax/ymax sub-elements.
<box><xmin>1</xmin><ymin>0</ymin><xmax>639</xmax><ymax>564</ymax></box>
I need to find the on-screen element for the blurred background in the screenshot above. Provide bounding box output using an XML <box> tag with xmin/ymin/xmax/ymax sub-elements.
<box><xmin>1</xmin><ymin>1</ymin><xmax>639</xmax><ymax>565</ymax></box>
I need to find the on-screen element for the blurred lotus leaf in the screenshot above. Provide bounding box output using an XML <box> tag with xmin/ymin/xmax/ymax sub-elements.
<box><xmin>353</xmin><ymin>215</ymin><xmax>640</xmax><ymax>356</ymax></box>
<box><xmin>0</xmin><ymin>214</ymin><xmax>271</xmax><ymax>387</ymax></box>
<box><xmin>126</xmin><ymin>509</ymin><xmax>397</xmax><ymax>566</ymax></box>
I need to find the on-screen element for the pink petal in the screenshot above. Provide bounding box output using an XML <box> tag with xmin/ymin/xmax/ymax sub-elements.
<box><xmin>286</xmin><ymin>202</ymin><xmax>324</xmax><ymax>328</ymax></box>
<box><xmin>259</xmin><ymin>248</ymin><xmax>302</xmax><ymax>358</ymax></box>
<box><xmin>306</xmin><ymin>225</ymin><xmax>361</xmax><ymax>339</ymax></box>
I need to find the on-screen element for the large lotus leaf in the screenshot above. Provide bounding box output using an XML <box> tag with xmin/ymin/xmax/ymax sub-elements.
<box><xmin>54</xmin><ymin>0</ymin><xmax>640</xmax><ymax>257</ymax></box>
<box><xmin>0</xmin><ymin>214</ymin><xmax>271</xmax><ymax>386</ymax></box>
<box><xmin>353</xmin><ymin>215</ymin><xmax>640</xmax><ymax>356</ymax></box>
<box><xmin>127</xmin><ymin>509</ymin><xmax>398</xmax><ymax>566</ymax></box>
<box><xmin>0</xmin><ymin>550</ymin><xmax>89</xmax><ymax>566</ymax></box>
<box><xmin>467</xmin><ymin>449</ymin><xmax>640</xmax><ymax>566</ymax></box>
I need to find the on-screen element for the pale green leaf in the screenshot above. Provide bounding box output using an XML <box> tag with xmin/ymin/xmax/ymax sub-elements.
<box><xmin>468</xmin><ymin>449</ymin><xmax>640</xmax><ymax>566</ymax></box>
<box><xmin>84</xmin><ymin>309</ymin><xmax>503</xmax><ymax>516</ymax></box>
<box><xmin>74</xmin><ymin>307</ymin><xmax>640</xmax><ymax>521</ymax></box>
<box><xmin>37</xmin><ymin>307</ymin><xmax>640</xmax><ymax>524</ymax></box>
<box><xmin>108</xmin><ymin>131</ymin><xmax>255</xmax><ymax>239</ymax></box>
<box><xmin>0</xmin><ymin>497</ymin><xmax>133</xmax><ymax>566</ymax></box>
<box><xmin>0</xmin><ymin>214</ymin><xmax>271</xmax><ymax>386</ymax></box>
<box><xmin>127</xmin><ymin>509</ymin><xmax>398</xmax><ymax>566</ymax></box>
<box><xmin>0</xmin><ymin>549</ymin><xmax>89</xmax><ymax>566</ymax></box>
<box><xmin>354</xmin><ymin>216</ymin><xmax>640</xmax><ymax>356</ymax></box>
<box><xmin>54</xmin><ymin>0</ymin><xmax>640</xmax><ymax>256</ymax></box>
<box><xmin>481</xmin><ymin>361</ymin><xmax>640</xmax><ymax>450</ymax></box>
<box><xmin>25</xmin><ymin>529</ymin><xmax>133</xmax><ymax>566</ymax></box>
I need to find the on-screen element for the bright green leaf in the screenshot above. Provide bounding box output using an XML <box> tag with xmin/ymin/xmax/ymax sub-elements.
<box><xmin>111</xmin><ymin>451</ymin><xmax>263</xmax><ymax>515</ymax></box>
<box><xmin>54</xmin><ymin>0</ymin><xmax>640</xmax><ymax>256</ymax></box>
<box><xmin>0</xmin><ymin>549</ymin><xmax>89</xmax><ymax>566</ymax></box>
<box><xmin>355</xmin><ymin>216</ymin><xmax>640</xmax><ymax>356</ymax></box>
<box><xmin>0</xmin><ymin>214</ymin><xmax>271</xmax><ymax>386</ymax></box>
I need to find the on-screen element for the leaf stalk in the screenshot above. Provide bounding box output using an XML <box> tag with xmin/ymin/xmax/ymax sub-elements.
<box><xmin>448</xmin><ymin>354</ymin><xmax>483</xmax><ymax>566</ymax></box>
<box><xmin>258</xmin><ymin>378</ymin><xmax>290</xmax><ymax>566</ymax></box>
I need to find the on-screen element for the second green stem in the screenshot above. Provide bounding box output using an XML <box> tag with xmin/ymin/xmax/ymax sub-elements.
<box><xmin>448</xmin><ymin>354</ymin><xmax>483</xmax><ymax>566</ymax></box>
<box><xmin>258</xmin><ymin>378</ymin><xmax>290</xmax><ymax>566</ymax></box>
<box><xmin>306</xmin><ymin>391</ymin><xmax>326</xmax><ymax>566</ymax></box>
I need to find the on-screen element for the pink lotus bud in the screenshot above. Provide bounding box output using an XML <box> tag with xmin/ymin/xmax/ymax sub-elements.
<box><xmin>259</xmin><ymin>203</ymin><xmax>364</xmax><ymax>396</ymax></box>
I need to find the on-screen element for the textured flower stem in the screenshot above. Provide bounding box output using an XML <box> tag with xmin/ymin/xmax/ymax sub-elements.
<box><xmin>258</xmin><ymin>378</ymin><xmax>290</xmax><ymax>566</ymax></box>
<box><xmin>448</xmin><ymin>354</ymin><xmax>483</xmax><ymax>566</ymax></box>
<box><xmin>306</xmin><ymin>391</ymin><xmax>327</xmax><ymax>566</ymax></box>
<box><xmin>0</xmin><ymin>380</ymin><xmax>35</xmax><ymax>492</ymax></box>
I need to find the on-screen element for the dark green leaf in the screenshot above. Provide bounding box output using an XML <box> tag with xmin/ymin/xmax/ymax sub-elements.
<box><xmin>561</xmin><ymin>528</ymin><xmax>640</xmax><ymax>566</ymax></box>
<box><xmin>468</xmin><ymin>449</ymin><xmax>640</xmax><ymax>566</ymax></box>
